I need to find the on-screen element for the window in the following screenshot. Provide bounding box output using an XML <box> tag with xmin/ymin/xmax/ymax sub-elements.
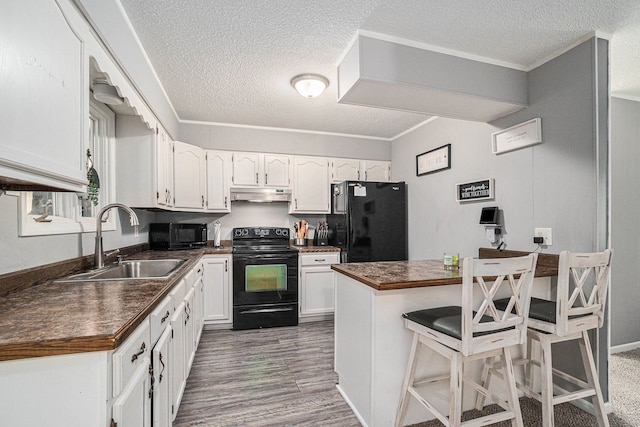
<box><xmin>18</xmin><ymin>99</ymin><xmax>116</xmax><ymax>236</ymax></box>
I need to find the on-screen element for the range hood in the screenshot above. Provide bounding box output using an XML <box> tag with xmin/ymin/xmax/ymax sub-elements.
<box><xmin>230</xmin><ymin>187</ymin><xmax>291</xmax><ymax>203</ymax></box>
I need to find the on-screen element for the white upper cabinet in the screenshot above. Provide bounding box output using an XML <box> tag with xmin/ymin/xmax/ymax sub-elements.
<box><xmin>232</xmin><ymin>152</ymin><xmax>261</xmax><ymax>186</ymax></box>
<box><xmin>264</xmin><ymin>154</ymin><xmax>290</xmax><ymax>187</ymax></box>
<box><xmin>331</xmin><ymin>158</ymin><xmax>361</xmax><ymax>183</ymax></box>
<box><xmin>291</xmin><ymin>156</ymin><xmax>330</xmax><ymax>214</ymax></box>
<box><xmin>116</xmin><ymin>117</ymin><xmax>175</xmax><ymax>210</ymax></box>
<box><xmin>205</xmin><ymin>150</ymin><xmax>231</xmax><ymax>212</ymax></box>
<box><xmin>232</xmin><ymin>152</ymin><xmax>290</xmax><ymax>188</ymax></box>
<box><xmin>173</xmin><ymin>141</ymin><xmax>206</xmax><ymax>210</ymax></box>
<box><xmin>361</xmin><ymin>160</ymin><xmax>391</xmax><ymax>182</ymax></box>
<box><xmin>0</xmin><ymin>0</ymin><xmax>87</xmax><ymax>191</ymax></box>
<box><xmin>156</xmin><ymin>127</ymin><xmax>174</xmax><ymax>208</ymax></box>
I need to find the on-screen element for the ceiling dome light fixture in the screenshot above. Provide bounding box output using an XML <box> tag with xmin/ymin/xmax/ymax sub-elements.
<box><xmin>92</xmin><ymin>81</ymin><xmax>124</xmax><ymax>106</ymax></box>
<box><xmin>291</xmin><ymin>74</ymin><xmax>329</xmax><ymax>98</ymax></box>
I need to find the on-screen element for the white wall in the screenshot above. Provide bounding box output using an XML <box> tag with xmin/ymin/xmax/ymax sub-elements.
<box><xmin>0</xmin><ymin>193</ymin><xmax>154</xmax><ymax>274</ymax></box>
<box><xmin>610</xmin><ymin>96</ymin><xmax>640</xmax><ymax>348</ymax></box>
<box><xmin>392</xmin><ymin>38</ymin><xmax>604</xmax><ymax>261</ymax></box>
<box><xmin>179</xmin><ymin>122</ymin><xmax>391</xmax><ymax>161</ymax></box>
<box><xmin>392</xmin><ymin>117</ymin><xmax>533</xmax><ymax>260</ymax></box>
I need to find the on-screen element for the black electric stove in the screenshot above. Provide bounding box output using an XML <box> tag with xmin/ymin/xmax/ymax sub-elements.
<box><xmin>231</xmin><ymin>227</ymin><xmax>298</xmax><ymax>330</ymax></box>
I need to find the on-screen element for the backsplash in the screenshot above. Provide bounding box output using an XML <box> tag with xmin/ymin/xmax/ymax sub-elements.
<box><xmin>155</xmin><ymin>202</ymin><xmax>326</xmax><ymax>242</ymax></box>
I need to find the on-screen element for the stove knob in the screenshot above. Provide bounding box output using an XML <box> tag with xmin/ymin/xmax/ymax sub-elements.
<box><xmin>242</xmin><ymin>229</ymin><xmax>249</xmax><ymax>236</ymax></box>
<box><xmin>234</xmin><ymin>229</ymin><xmax>242</xmax><ymax>237</ymax></box>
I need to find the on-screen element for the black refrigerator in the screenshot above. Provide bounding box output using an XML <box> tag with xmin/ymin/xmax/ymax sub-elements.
<box><xmin>327</xmin><ymin>181</ymin><xmax>407</xmax><ymax>263</ymax></box>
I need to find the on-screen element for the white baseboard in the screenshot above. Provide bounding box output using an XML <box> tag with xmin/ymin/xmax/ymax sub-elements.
<box><xmin>202</xmin><ymin>322</ymin><xmax>232</xmax><ymax>330</ymax></box>
<box><xmin>299</xmin><ymin>314</ymin><xmax>334</xmax><ymax>323</ymax></box>
<box><xmin>610</xmin><ymin>341</ymin><xmax>640</xmax><ymax>354</ymax></box>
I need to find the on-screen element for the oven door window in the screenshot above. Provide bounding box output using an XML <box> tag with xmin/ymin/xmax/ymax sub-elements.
<box><xmin>245</xmin><ymin>264</ymin><xmax>287</xmax><ymax>292</ymax></box>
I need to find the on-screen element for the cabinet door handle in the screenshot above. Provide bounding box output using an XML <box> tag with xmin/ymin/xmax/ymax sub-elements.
<box><xmin>315</xmin><ymin>259</ymin><xmax>326</xmax><ymax>262</ymax></box>
<box><xmin>160</xmin><ymin>310</ymin><xmax>170</xmax><ymax>324</ymax></box>
<box><xmin>158</xmin><ymin>351</ymin><xmax>166</xmax><ymax>383</ymax></box>
<box><xmin>148</xmin><ymin>363</ymin><xmax>154</xmax><ymax>399</ymax></box>
<box><xmin>295</xmin><ymin>198</ymin><xmax>298</xmax><ymax>209</ymax></box>
<box><xmin>224</xmin><ymin>196</ymin><xmax>228</xmax><ymax>207</ymax></box>
<box><xmin>255</xmin><ymin>172</ymin><xmax>259</xmax><ymax>184</ymax></box>
<box><xmin>265</xmin><ymin>173</ymin><xmax>268</xmax><ymax>185</ymax></box>
<box><xmin>202</xmin><ymin>195</ymin><xmax>205</xmax><ymax>207</ymax></box>
<box><xmin>365</xmin><ymin>171</ymin><xmax>367</xmax><ymax>181</ymax></box>
<box><xmin>131</xmin><ymin>342</ymin><xmax>146</xmax><ymax>363</ymax></box>
<box><xmin>225</xmin><ymin>259</ymin><xmax>228</xmax><ymax>271</ymax></box>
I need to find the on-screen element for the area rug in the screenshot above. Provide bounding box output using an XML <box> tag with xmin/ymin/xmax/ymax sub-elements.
<box><xmin>408</xmin><ymin>348</ymin><xmax>640</xmax><ymax>426</ymax></box>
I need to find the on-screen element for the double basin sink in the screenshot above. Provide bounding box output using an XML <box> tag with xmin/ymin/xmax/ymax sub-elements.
<box><xmin>58</xmin><ymin>259</ymin><xmax>187</xmax><ymax>282</ymax></box>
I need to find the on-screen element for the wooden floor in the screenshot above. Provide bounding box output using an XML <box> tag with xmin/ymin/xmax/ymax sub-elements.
<box><xmin>173</xmin><ymin>320</ymin><xmax>361</xmax><ymax>426</ymax></box>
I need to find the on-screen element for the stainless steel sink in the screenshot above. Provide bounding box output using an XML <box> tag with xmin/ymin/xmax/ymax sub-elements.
<box><xmin>57</xmin><ymin>259</ymin><xmax>187</xmax><ymax>282</ymax></box>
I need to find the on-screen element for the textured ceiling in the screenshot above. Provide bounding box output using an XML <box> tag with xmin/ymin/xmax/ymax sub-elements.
<box><xmin>119</xmin><ymin>0</ymin><xmax>640</xmax><ymax>140</ymax></box>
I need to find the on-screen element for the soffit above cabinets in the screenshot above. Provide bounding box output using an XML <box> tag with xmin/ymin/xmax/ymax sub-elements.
<box><xmin>337</xmin><ymin>36</ymin><xmax>528</xmax><ymax>123</ymax></box>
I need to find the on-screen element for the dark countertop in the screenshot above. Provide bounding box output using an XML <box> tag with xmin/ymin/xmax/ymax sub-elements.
<box><xmin>295</xmin><ymin>245</ymin><xmax>340</xmax><ymax>253</ymax></box>
<box><xmin>331</xmin><ymin>249</ymin><xmax>558</xmax><ymax>291</ymax></box>
<box><xmin>0</xmin><ymin>247</ymin><xmax>231</xmax><ymax>362</ymax></box>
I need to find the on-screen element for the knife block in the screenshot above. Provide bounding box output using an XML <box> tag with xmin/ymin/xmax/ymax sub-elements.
<box><xmin>314</xmin><ymin>236</ymin><xmax>328</xmax><ymax>246</ymax></box>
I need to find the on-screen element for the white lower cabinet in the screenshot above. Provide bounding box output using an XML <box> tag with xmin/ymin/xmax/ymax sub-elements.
<box><xmin>298</xmin><ymin>252</ymin><xmax>340</xmax><ymax>320</ymax></box>
<box><xmin>169</xmin><ymin>298</ymin><xmax>187</xmax><ymax>421</ymax></box>
<box><xmin>202</xmin><ymin>255</ymin><xmax>233</xmax><ymax>325</ymax></box>
<box><xmin>0</xmin><ymin>258</ymin><xmax>209</xmax><ymax>427</ymax></box>
<box><xmin>112</xmin><ymin>321</ymin><xmax>152</xmax><ymax>427</ymax></box>
<box><xmin>183</xmin><ymin>286</ymin><xmax>196</xmax><ymax>372</ymax></box>
<box><xmin>112</xmin><ymin>355</ymin><xmax>152</xmax><ymax>427</ymax></box>
<box><xmin>152</xmin><ymin>327</ymin><xmax>172</xmax><ymax>427</ymax></box>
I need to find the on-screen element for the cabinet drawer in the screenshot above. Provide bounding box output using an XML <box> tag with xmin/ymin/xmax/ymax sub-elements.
<box><xmin>169</xmin><ymin>278</ymin><xmax>187</xmax><ymax>311</ymax></box>
<box><xmin>183</xmin><ymin>268</ymin><xmax>196</xmax><ymax>288</ymax></box>
<box><xmin>149</xmin><ymin>295</ymin><xmax>173</xmax><ymax>347</ymax></box>
<box><xmin>113</xmin><ymin>320</ymin><xmax>151</xmax><ymax>397</ymax></box>
<box><xmin>299</xmin><ymin>253</ymin><xmax>340</xmax><ymax>266</ymax></box>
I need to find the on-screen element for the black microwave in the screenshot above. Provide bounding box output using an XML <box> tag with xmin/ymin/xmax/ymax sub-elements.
<box><xmin>149</xmin><ymin>223</ymin><xmax>208</xmax><ymax>250</ymax></box>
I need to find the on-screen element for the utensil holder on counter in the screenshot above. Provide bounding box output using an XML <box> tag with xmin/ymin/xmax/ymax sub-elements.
<box><xmin>294</xmin><ymin>238</ymin><xmax>306</xmax><ymax>246</ymax></box>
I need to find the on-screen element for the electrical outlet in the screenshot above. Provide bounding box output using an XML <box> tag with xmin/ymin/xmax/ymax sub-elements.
<box><xmin>534</xmin><ymin>228</ymin><xmax>552</xmax><ymax>246</ymax></box>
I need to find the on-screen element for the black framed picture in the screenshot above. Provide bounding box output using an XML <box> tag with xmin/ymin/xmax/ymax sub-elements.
<box><xmin>416</xmin><ymin>144</ymin><xmax>451</xmax><ymax>176</ymax></box>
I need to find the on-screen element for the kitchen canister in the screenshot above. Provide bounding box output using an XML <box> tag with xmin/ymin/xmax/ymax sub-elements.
<box><xmin>443</xmin><ymin>252</ymin><xmax>459</xmax><ymax>270</ymax></box>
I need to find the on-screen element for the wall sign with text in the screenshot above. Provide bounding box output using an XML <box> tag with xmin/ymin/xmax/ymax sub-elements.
<box><xmin>456</xmin><ymin>178</ymin><xmax>494</xmax><ymax>203</ymax></box>
<box><xmin>416</xmin><ymin>144</ymin><xmax>451</xmax><ymax>176</ymax></box>
<box><xmin>492</xmin><ymin>118</ymin><xmax>542</xmax><ymax>154</ymax></box>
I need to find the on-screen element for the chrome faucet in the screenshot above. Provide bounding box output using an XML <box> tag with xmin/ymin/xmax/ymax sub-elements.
<box><xmin>94</xmin><ymin>203</ymin><xmax>140</xmax><ymax>269</ymax></box>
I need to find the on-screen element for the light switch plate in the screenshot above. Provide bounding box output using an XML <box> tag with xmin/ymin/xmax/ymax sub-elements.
<box><xmin>534</xmin><ymin>228</ymin><xmax>552</xmax><ymax>245</ymax></box>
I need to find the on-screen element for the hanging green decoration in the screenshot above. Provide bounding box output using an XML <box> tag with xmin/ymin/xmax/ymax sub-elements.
<box><xmin>86</xmin><ymin>149</ymin><xmax>100</xmax><ymax>206</ymax></box>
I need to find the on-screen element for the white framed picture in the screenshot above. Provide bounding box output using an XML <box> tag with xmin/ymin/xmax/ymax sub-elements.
<box><xmin>416</xmin><ymin>143</ymin><xmax>451</xmax><ymax>176</ymax></box>
<box><xmin>492</xmin><ymin>118</ymin><xmax>542</xmax><ymax>154</ymax></box>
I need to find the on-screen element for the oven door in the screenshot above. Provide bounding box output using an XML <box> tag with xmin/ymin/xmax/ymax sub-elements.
<box><xmin>232</xmin><ymin>252</ymin><xmax>298</xmax><ymax>306</ymax></box>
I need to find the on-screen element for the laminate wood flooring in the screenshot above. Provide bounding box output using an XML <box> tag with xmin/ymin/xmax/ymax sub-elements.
<box><xmin>174</xmin><ymin>320</ymin><xmax>361</xmax><ymax>426</ymax></box>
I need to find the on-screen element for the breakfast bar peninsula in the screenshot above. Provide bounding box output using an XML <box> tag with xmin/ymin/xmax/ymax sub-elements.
<box><xmin>331</xmin><ymin>250</ymin><xmax>558</xmax><ymax>427</ymax></box>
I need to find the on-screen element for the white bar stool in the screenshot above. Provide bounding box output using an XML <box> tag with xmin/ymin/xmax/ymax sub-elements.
<box><xmin>395</xmin><ymin>254</ymin><xmax>538</xmax><ymax>427</ymax></box>
<box><xmin>478</xmin><ymin>249</ymin><xmax>613</xmax><ymax>427</ymax></box>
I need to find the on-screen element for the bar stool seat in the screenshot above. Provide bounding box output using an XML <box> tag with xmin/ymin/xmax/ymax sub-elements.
<box><xmin>395</xmin><ymin>254</ymin><xmax>538</xmax><ymax>427</ymax></box>
<box><xmin>477</xmin><ymin>249</ymin><xmax>613</xmax><ymax>427</ymax></box>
